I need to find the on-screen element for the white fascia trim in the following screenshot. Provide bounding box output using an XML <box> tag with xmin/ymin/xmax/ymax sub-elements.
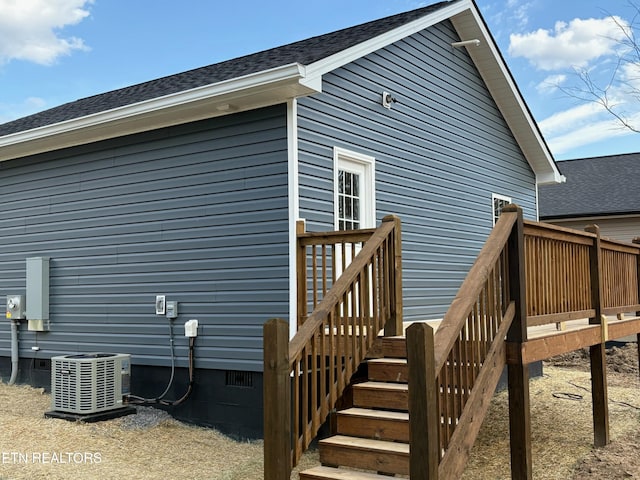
<box><xmin>0</xmin><ymin>63</ymin><xmax>316</xmax><ymax>150</ymax></box>
<box><xmin>452</xmin><ymin>4</ymin><xmax>563</xmax><ymax>185</ymax></box>
<box><xmin>303</xmin><ymin>0</ymin><xmax>469</xmax><ymax>83</ymax></box>
<box><xmin>287</xmin><ymin>99</ymin><xmax>300</xmax><ymax>339</ymax></box>
<box><xmin>537</xmin><ymin>171</ymin><xmax>567</xmax><ymax>185</ymax></box>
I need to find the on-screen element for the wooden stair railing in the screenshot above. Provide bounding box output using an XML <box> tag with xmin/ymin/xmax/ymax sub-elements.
<box><xmin>289</xmin><ymin>206</ymin><xmax>640</xmax><ymax>480</ymax></box>
<box><xmin>407</xmin><ymin>204</ymin><xmax>526</xmax><ymax>479</ymax></box>
<box><xmin>264</xmin><ymin>215</ymin><xmax>403</xmax><ymax>480</ymax></box>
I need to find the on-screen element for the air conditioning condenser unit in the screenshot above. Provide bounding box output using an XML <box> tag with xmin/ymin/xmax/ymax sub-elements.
<box><xmin>51</xmin><ymin>353</ymin><xmax>131</xmax><ymax>415</ymax></box>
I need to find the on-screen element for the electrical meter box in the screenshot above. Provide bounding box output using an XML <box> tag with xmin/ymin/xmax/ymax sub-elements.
<box><xmin>6</xmin><ymin>295</ymin><xmax>25</xmax><ymax>320</ymax></box>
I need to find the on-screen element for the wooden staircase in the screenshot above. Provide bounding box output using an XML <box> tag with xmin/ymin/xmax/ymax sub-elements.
<box><xmin>300</xmin><ymin>337</ymin><xmax>411</xmax><ymax>479</ymax></box>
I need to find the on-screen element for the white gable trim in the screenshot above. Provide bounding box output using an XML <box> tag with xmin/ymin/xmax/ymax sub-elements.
<box><xmin>304</xmin><ymin>1</ymin><xmax>468</xmax><ymax>82</ymax></box>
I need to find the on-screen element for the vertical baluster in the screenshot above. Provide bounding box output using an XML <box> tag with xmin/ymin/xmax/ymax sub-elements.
<box><xmin>438</xmin><ymin>371</ymin><xmax>446</xmax><ymax>460</ymax></box>
<box><xmin>311</xmin><ymin>331</ymin><xmax>318</xmax><ymax>437</ymax></box>
<box><xmin>329</xmin><ymin>307</ymin><xmax>337</xmax><ymax>406</ymax></box>
<box><xmin>301</xmin><ymin>346</ymin><xmax>309</xmax><ymax>448</ymax></box>
<box><xmin>293</xmin><ymin>359</ymin><xmax>301</xmax><ymax>465</ymax></box>
<box><xmin>312</xmin><ymin>245</ymin><xmax>318</xmax><ymax>311</ymax></box>
<box><xmin>454</xmin><ymin>336</ymin><xmax>462</xmax><ymax>422</ymax></box>
<box><xmin>440</xmin><ymin>362</ymin><xmax>450</xmax><ymax>449</ymax></box>
<box><xmin>322</xmin><ymin>244</ymin><xmax>327</xmax><ymax>299</ymax></box>
<box><xmin>320</xmin><ymin>315</ymin><xmax>327</xmax><ymax>419</ymax></box>
<box><xmin>371</xmin><ymin>250</ymin><xmax>379</xmax><ymax>339</ymax></box>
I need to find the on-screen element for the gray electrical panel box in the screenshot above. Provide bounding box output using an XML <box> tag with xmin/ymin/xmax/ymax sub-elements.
<box><xmin>27</xmin><ymin>257</ymin><xmax>50</xmax><ymax>331</ymax></box>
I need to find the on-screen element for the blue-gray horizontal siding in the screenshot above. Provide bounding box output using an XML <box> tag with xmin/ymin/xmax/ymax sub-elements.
<box><xmin>298</xmin><ymin>20</ymin><xmax>537</xmax><ymax>320</ymax></box>
<box><xmin>0</xmin><ymin>105</ymin><xmax>289</xmax><ymax>371</ymax></box>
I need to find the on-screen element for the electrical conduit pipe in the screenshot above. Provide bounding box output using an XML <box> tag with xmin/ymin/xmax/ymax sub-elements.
<box><xmin>9</xmin><ymin>320</ymin><xmax>19</xmax><ymax>385</ymax></box>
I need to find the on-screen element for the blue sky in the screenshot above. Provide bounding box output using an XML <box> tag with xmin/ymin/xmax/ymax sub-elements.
<box><xmin>0</xmin><ymin>0</ymin><xmax>638</xmax><ymax>160</ymax></box>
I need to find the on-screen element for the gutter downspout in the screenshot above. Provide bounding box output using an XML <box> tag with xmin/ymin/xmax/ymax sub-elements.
<box><xmin>9</xmin><ymin>320</ymin><xmax>19</xmax><ymax>385</ymax></box>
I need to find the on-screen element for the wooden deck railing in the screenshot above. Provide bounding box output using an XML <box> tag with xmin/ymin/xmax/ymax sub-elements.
<box><xmin>263</xmin><ymin>215</ymin><xmax>403</xmax><ymax>479</ymax></box>
<box><xmin>408</xmin><ymin>209</ymin><xmax>640</xmax><ymax>479</ymax></box>
<box><xmin>296</xmin><ymin>220</ymin><xmax>378</xmax><ymax>328</ymax></box>
<box><xmin>407</xmin><ymin>205</ymin><xmax>524</xmax><ymax>480</ymax></box>
<box><xmin>524</xmin><ymin>221</ymin><xmax>640</xmax><ymax>326</ymax></box>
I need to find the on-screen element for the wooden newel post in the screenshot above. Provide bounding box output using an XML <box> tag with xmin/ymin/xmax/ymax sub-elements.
<box><xmin>263</xmin><ymin>318</ymin><xmax>292</xmax><ymax>480</ymax></box>
<box><xmin>502</xmin><ymin>204</ymin><xmax>533</xmax><ymax>480</ymax></box>
<box><xmin>382</xmin><ymin>215</ymin><xmax>403</xmax><ymax>337</ymax></box>
<box><xmin>585</xmin><ymin>224</ymin><xmax>610</xmax><ymax>447</ymax></box>
<box><xmin>407</xmin><ymin>322</ymin><xmax>439</xmax><ymax>479</ymax></box>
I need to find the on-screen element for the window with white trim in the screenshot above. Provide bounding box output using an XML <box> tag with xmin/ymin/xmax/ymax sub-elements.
<box><xmin>334</xmin><ymin>148</ymin><xmax>375</xmax><ymax>230</ymax></box>
<box><xmin>492</xmin><ymin>193</ymin><xmax>512</xmax><ymax>225</ymax></box>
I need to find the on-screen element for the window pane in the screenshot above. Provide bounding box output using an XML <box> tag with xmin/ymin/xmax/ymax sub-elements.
<box><xmin>339</xmin><ymin>197</ymin><xmax>344</xmax><ymax>219</ymax></box>
<box><xmin>338</xmin><ymin>171</ymin><xmax>344</xmax><ymax>194</ymax></box>
<box><xmin>353</xmin><ymin>175</ymin><xmax>359</xmax><ymax>197</ymax></box>
<box><xmin>353</xmin><ymin>198</ymin><xmax>360</xmax><ymax>221</ymax></box>
<box><xmin>345</xmin><ymin>172</ymin><xmax>352</xmax><ymax>195</ymax></box>
<box><xmin>345</xmin><ymin>197</ymin><xmax>352</xmax><ymax>218</ymax></box>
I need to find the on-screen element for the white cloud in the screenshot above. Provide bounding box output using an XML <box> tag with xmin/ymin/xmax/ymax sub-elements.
<box><xmin>0</xmin><ymin>0</ymin><xmax>93</xmax><ymax>65</ymax></box>
<box><xmin>509</xmin><ymin>16</ymin><xmax>630</xmax><ymax>71</ymax></box>
<box><xmin>539</xmin><ymin>101</ymin><xmax>639</xmax><ymax>154</ymax></box>
<box><xmin>536</xmin><ymin>74</ymin><xmax>567</xmax><ymax>94</ymax></box>
<box><xmin>508</xmin><ymin>1</ymin><xmax>533</xmax><ymax>29</ymax></box>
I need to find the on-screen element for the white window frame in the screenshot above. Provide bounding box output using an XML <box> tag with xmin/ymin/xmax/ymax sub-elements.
<box><xmin>492</xmin><ymin>193</ymin><xmax>512</xmax><ymax>225</ymax></box>
<box><xmin>333</xmin><ymin>147</ymin><xmax>376</xmax><ymax>230</ymax></box>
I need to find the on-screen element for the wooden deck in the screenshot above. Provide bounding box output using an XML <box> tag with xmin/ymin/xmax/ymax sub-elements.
<box><xmin>266</xmin><ymin>208</ymin><xmax>640</xmax><ymax>480</ymax></box>
<box><xmin>406</xmin><ymin>314</ymin><xmax>640</xmax><ymax>367</ymax></box>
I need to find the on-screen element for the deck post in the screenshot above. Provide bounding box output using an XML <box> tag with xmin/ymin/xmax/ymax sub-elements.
<box><xmin>585</xmin><ymin>224</ymin><xmax>610</xmax><ymax>447</ymax></box>
<box><xmin>407</xmin><ymin>322</ymin><xmax>439</xmax><ymax>480</ymax></box>
<box><xmin>503</xmin><ymin>204</ymin><xmax>533</xmax><ymax>480</ymax></box>
<box><xmin>383</xmin><ymin>215</ymin><xmax>403</xmax><ymax>337</ymax></box>
<box><xmin>263</xmin><ymin>318</ymin><xmax>292</xmax><ymax>480</ymax></box>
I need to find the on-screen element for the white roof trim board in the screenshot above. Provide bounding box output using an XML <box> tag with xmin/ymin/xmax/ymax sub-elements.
<box><xmin>0</xmin><ymin>0</ymin><xmax>563</xmax><ymax>184</ymax></box>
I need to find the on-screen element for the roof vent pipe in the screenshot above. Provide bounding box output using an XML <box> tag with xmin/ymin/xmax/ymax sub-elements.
<box><xmin>451</xmin><ymin>39</ymin><xmax>481</xmax><ymax>49</ymax></box>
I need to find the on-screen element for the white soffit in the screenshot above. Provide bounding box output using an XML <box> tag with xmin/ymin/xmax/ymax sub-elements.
<box><xmin>0</xmin><ymin>63</ymin><xmax>320</xmax><ymax>162</ymax></box>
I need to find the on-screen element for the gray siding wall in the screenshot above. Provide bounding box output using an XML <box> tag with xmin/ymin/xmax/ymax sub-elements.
<box><xmin>297</xmin><ymin>20</ymin><xmax>537</xmax><ymax>320</ymax></box>
<box><xmin>0</xmin><ymin>105</ymin><xmax>289</xmax><ymax>371</ymax></box>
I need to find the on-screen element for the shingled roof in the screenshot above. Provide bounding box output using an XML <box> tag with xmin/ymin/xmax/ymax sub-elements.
<box><xmin>0</xmin><ymin>0</ymin><xmax>564</xmax><ymax>185</ymax></box>
<box><xmin>0</xmin><ymin>1</ymin><xmax>449</xmax><ymax>137</ymax></box>
<box><xmin>539</xmin><ymin>152</ymin><xmax>640</xmax><ymax>219</ymax></box>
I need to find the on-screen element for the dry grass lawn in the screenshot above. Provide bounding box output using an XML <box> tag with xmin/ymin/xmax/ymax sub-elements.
<box><xmin>0</xmin><ymin>344</ymin><xmax>638</xmax><ymax>479</ymax></box>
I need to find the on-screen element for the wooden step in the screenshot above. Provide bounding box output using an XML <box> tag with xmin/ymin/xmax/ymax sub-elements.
<box><xmin>319</xmin><ymin>435</ymin><xmax>409</xmax><ymax>476</ymax></box>
<box><xmin>381</xmin><ymin>336</ymin><xmax>406</xmax><ymax>358</ymax></box>
<box><xmin>367</xmin><ymin>358</ymin><xmax>408</xmax><ymax>383</ymax></box>
<box><xmin>299</xmin><ymin>465</ymin><xmax>402</xmax><ymax>479</ymax></box>
<box><xmin>352</xmin><ymin>381</ymin><xmax>408</xmax><ymax>410</ymax></box>
<box><xmin>336</xmin><ymin>407</ymin><xmax>409</xmax><ymax>442</ymax></box>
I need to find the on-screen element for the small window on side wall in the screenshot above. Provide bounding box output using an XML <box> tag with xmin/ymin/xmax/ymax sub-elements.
<box><xmin>492</xmin><ymin>194</ymin><xmax>511</xmax><ymax>225</ymax></box>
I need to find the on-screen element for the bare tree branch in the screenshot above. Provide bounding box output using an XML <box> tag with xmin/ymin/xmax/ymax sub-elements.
<box><xmin>558</xmin><ymin>1</ymin><xmax>640</xmax><ymax>133</ymax></box>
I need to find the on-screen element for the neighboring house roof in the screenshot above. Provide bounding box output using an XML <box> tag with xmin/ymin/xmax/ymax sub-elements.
<box><xmin>0</xmin><ymin>0</ymin><xmax>563</xmax><ymax>184</ymax></box>
<box><xmin>539</xmin><ymin>152</ymin><xmax>640</xmax><ymax>219</ymax></box>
